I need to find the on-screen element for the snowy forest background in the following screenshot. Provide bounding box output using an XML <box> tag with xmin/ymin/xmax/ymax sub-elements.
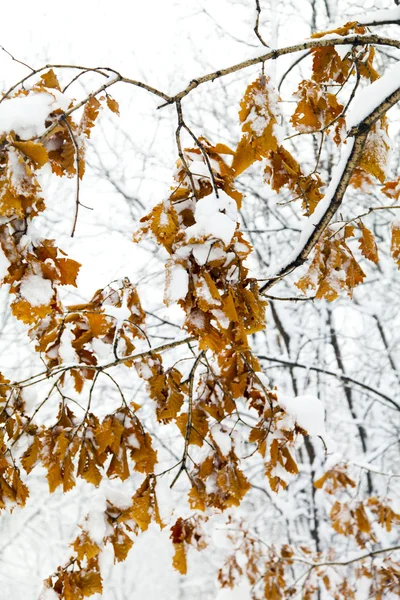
<box><xmin>0</xmin><ymin>0</ymin><xmax>400</xmax><ymax>598</ymax></box>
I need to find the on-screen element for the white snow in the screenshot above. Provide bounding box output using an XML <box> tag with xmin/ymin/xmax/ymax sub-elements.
<box><xmin>357</xmin><ymin>6</ymin><xmax>400</xmax><ymax>25</ymax></box>
<box><xmin>278</xmin><ymin>394</ymin><xmax>326</xmax><ymax>436</ymax></box>
<box><xmin>58</xmin><ymin>324</ymin><xmax>79</xmax><ymax>364</ymax></box>
<box><xmin>104</xmin><ymin>298</ymin><xmax>131</xmax><ymax>325</ymax></box>
<box><xmin>346</xmin><ymin>60</ymin><xmax>400</xmax><ymax>129</ymax></box>
<box><xmin>38</xmin><ymin>584</ymin><xmax>60</xmax><ymax>600</ymax></box>
<box><xmin>212</xmin><ymin>426</ymin><xmax>232</xmax><ymax>456</ymax></box>
<box><xmin>19</xmin><ymin>274</ymin><xmax>54</xmax><ymax>306</ymax></box>
<box><xmin>0</xmin><ymin>247</ymin><xmax>10</xmax><ymax>282</ymax></box>
<box><xmin>216</xmin><ymin>581</ymin><xmax>252</xmax><ymax>599</ymax></box>
<box><xmin>164</xmin><ymin>262</ymin><xmax>189</xmax><ymax>305</ymax></box>
<box><xmin>191</xmin><ymin>242</ymin><xmax>226</xmax><ymax>266</ymax></box>
<box><xmin>194</xmin><ymin>274</ymin><xmax>221</xmax><ymax>307</ymax></box>
<box><xmin>335</xmin><ymin>44</ymin><xmax>352</xmax><ymax>61</ymax></box>
<box><xmin>85</xmin><ymin>491</ymin><xmax>107</xmax><ymax>544</ymax></box>
<box><xmin>91</xmin><ymin>337</ymin><xmax>113</xmax><ymax>360</ymax></box>
<box><xmin>0</xmin><ymin>91</ymin><xmax>70</xmax><ymax>139</ymax></box>
<box><xmin>185</xmin><ymin>190</ymin><xmax>238</xmax><ymax>247</ymax></box>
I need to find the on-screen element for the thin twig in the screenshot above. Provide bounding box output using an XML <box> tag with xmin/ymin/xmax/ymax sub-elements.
<box><xmin>254</xmin><ymin>0</ymin><xmax>269</xmax><ymax>47</ymax></box>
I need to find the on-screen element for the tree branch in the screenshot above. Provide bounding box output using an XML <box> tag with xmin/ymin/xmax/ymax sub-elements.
<box><xmin>258</xmin><ymin>354</ymin><xmax>400</xmax><ymax>411</ymax></box>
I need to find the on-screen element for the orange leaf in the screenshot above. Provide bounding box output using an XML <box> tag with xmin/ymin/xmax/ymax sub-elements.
<box><xmin>232</xmin><ymin>76</ymin><xmax>279</xmax><ymax>176</ymax></box>
<box><xmin>80</xmin><ymin>97</ymin><xmax>101</xmax><ymax>138</ymax></box>
<box><xmin>391</xmin><ymin>221</ymin><xmax>400</xmax><ymax>268</ymax></box>
<box><xmin>358</xmin><ymin>222</ymin><xmax>379</xmax><ymax>264</ymax></box>
<box><xmin>172</xmin><ymin>542</ymin><xmax>187</xmax><ymax>575</ymax></box>
<box><xmin>40</xmin><ymin>69</ymin><xmax>61</xmax><ymax>90</ymax></box>
<box><xmin>106</xmin><ymin>96</ymin><xmax>120</xmax><ymax>115</ymax></box>
<box><xmin>13</xmin><ymin>141</ymin><xmax>49</xmax><ymax>168</ymax></box>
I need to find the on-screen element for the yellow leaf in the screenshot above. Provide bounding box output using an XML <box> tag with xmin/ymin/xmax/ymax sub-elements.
<box><xmin>129</xmin><ymin>478</ymin><xmax>151</xmax><ymax>531</ymax></box>
<box><xmin>56</xmin><ymin>257</ymin><xmax>81</xmax><ymax>286</ymax></box>
<box><xmin>175</xmin><ymin>408</ymin><xmax>208</xmax><ymax>447</ymax></box>
<box><xmin>172</xmin><ymin>542</ymin><xmax>187</xmax><ymax>575</ymax></box>
<box><xmin>355</xmin><ymin>504</ymin><xmax>371</xmax><ymax>534</ymax></box>
<box><xmin>311</xmin><ymin>46</ymin><xmax>351</xmax><ymax>84</ymax></box>
<box><xmin>40</xmin><ymin>69</ymin><xmax>61</xmax><ymax>90</ymax></box>
<box><xmin>358</xmin><ymin>222</ymin><xmax>379</xmax><ymax>264</ymax></box>
<box><xmin>63</xmin><ymin>453</ymin><xmax>76</xmax><ymax>492</ymax></box>
<box><xmin>143</xmin><ymin>202</ymin><xmax>179</xmax><ymax>253</ymax></box>
<box><xmin>0</xmin><ymin>185</ymin><xmax>23</xmax><ymax>218</ymax></box>
<box><xmin>80</xmin><ymin>456</ymin><xmax>102</xmax><ymax>487</ymax></box>
<box><xmin>73</xmin><ymin>533</ymin><xmax>101</xmax><ymax>561</ymax></box>
<box><xmin>21</xmin><ymin>437</ymin><xmax>42</xmax><ymax>473</ymax></box>
<box><xmin>291</xmin><ymin>81</ymin><xmax>342</xmax><ymax>133</ymax></box>
<box><xmin>106</xmin><ymin>96</ymin><xmax>120</xmax><ymax>115</ymax></box>
<box><xmin>13</xmin><ymin>141</ymin><xmax>49</xmax><ymax>168</ymax></box>
<box><xmin>11</xmin><ymin>298</ymin><xmax>53</xmax><ymax>325</ymax></box>
<box><xmin>382</xmin><ymin>178</ymin><xmax>400</xmax><ymax>200</ymax></box>
<box><xmin>13</xmin><ymin>469</ymin><xmax>29</xmax><ymax>506</ymax></box>
<box><xmin>79</xmin><ymin>571</ymin><xmax>102</xmax><ymax>597</ymax></box>
<box><xmin>313</xmin><ymin>472</ymin><xmax>329</xmax><ymax>489</ymax></box>
<box><xmin>109</xmin><ymin>527</ymin><xmax>133</xmax><ymax>562</ymax></box>
<box><xmin>130</xmin><ymin>432</ymin><xmax>157</xmax><ymax>474</ymax></box>
<box><xmin>358</xmin><ymin>46</ymin><xmax>380</xmax><ymax>82</ymax></box>
<box><xmin>80</xmin><ymin>97</ymin><xmax>101</xmax><ymax>138</ymax></box>
<box><xmin>296</xmin><ymin>228</ymin><xmax>365</xmax><ymax>300</ymax></box>
<box><xmin>46</xmin><ymin>462</ymin><xmax>63</xmax><ymax>493</ymax></box>
<box><xmin>391</xmin><ymin>221</ymin><xmax>400</xmax><ymax>268</ymax></box>
<box><xmin>354</xmin><ymin>118</ymin><xmax>390</xmax><ymax>184</ymax></box>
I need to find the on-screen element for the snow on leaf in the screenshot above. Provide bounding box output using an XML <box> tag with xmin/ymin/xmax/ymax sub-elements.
<box><xmin>278</xmin><ymin>394</ymin><xmax>326</xmax><ymax>436</ymax></box>
<box><xmin>353</xmin><ymin>117</ymin><xmax>390</xmax><ymax>185</ymax></box>
<box><xmin>382</xmin><ymin>177</ymin><xmax>400</xmax><ymax>200</ymax></box>
<box><xmin>72</xmin><ymin>532</ymin><xmax>101</xmax><ymax>561</ymax></box>
<box><xmin>296</xmin><ymin>227</ymin><xmax>365</xmax><ymax>300</ymax></box>
<box><xmin>291</xmin><ymin>80</ymin><xmax>343</xmax><ymax>133</ymax></box>
<box><xmin>79</xmin><ymin>571</ymin><xmax>103</xmax><ymax>597</ymax></box>
<box><xmin>310</xmin><ymin>22</ymin><xmax>364</xmax><ymax>84</ymax></box>
<box><xmin>108</xmin><ymin>526</ymin><xmax>133</xmax><ymax>562</ymax></box>
<box><xmin>164</xmin><ymin>259</ymin><xmax>189</xmax><ymax>306</ymax></box>
<box><xmin>314</xmin><ymin>465</ymin><xmax>356</xmax><ymax>494</ymax></box>
<box><xmin>232</xmin><ymin>75</ymin><xmax>280</xmax><ymax>176</ymax></box>
<box><xmin>138</xmin><ymin>202</ymin><xmax>179</xmax><ymax>253</ymax></box>
<box><xmin>12</xmin><ymin>140</ymin><xmax>49</xmax><ymax>168</ymax></box>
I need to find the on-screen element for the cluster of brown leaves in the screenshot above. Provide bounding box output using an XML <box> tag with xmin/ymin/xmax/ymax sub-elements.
<box><xmin>136</xmin><ymin>137</ymin><xmax>266</xmax><ymax>352</ymax></box>
<box><xmin>21</xmin><ymin>403</ymin><xmax>157</xmax><ymax>493</ymax></box>
<box><xmin>0</xmin><ymin>24</ymin><xmax>399</xmax><ymax>600</ymax></box>
<box><xmin>296</xmin><ymin>224</ymin><xmax>370</xmax><ymax>300</ymax></box>
<box><xmin>170</xmin><ymin>516</ymin><xmax>207</xmax><ymax>575</ymax></box>
<box><xmin>34</xmin><ymin>279</ymin><xmax>146</xmax><ymax>391</ymax></box>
